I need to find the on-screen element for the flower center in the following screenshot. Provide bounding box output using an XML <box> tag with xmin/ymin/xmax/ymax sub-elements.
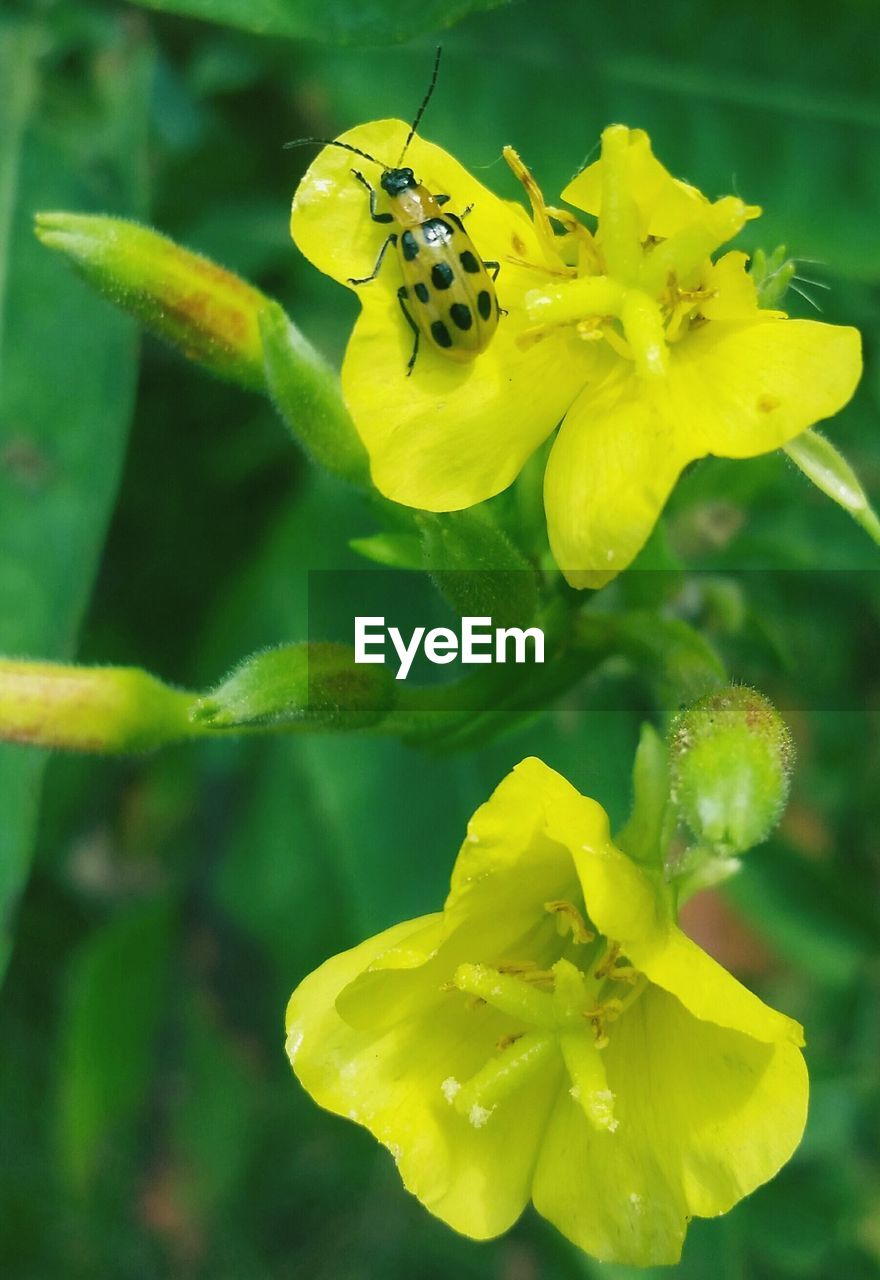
<box><xmin>441</xmin><ymin>900</ymin><xmax>646</xmax><ymax>1133</ymax></box>
<box><xmin>509</xmin><ymin>125</ymin><xmax>759</xmax><ymax>379</ymax></box>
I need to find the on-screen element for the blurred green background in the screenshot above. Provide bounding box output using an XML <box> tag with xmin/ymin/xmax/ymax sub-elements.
<box><xmin>1</xmin><ymin>0</ymin><xmax>879</xmax><ymax>1276</ymax></box>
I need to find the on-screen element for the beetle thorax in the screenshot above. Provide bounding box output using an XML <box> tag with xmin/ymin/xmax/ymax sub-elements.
<box><xmin>391</xmin><ymin>184</ymin><xmax>444</xmax><ymax>227</ymax></box>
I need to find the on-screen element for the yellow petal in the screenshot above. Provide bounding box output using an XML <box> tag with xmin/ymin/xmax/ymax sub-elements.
<box><xmin>553</xmin><ymin>778</ymin><xmax>802</xmax><ymax>1046</ymax></box>
<box><xmin>629</xmin><ymin>924</ymin><xmax>805</xmax><ymax>1046</ymax></box>
<box><xmin>700</xmin><ymin>251</ymin><xmax>762</xmax><ymax>322</ymax></box>
<box><xmin>292</xmin><ymin>119</ymin><xmax>593</xmax><ymax>510</ymax></box>
<box><xmin>564</xmin><ymin>814</ymin><xmax>803</xmax><ymax>1046</ymax></box>
<box><xmin>532</xmin><ymin>984</ymin><xmax>808</xmax><ymax>1265</ymax></box>
<box><xmin>670</xmin><ymin>316</ymin><xmax>863</xmax><ymax>457</ymax></box>
<box><xmin>562</xmin><ymin>127</ymin><xmax>711</xmax><ymax>239</ymax></box>
<box><xmin>343</xmin><ymin>284</ymin><xmax>591</xmax><ymax>510</ymax></box>
<box><xmin>286</xmin><ymin>912</ymin><xmax>560</xmax><ymax>1238</ymax></box>
<box><xmin>544</xmin><ymin>370</ymin><xmax>693</xmax><ymax>589</ymax></box>
<box><xmin>444</xmin><ymin>757</ymin><xmax>606</xmax><ymax>942</ymax></box>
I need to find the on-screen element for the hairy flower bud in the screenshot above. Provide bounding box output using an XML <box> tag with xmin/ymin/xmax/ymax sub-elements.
<box><xmin>669</xmin><ymin>687</ymin><xmax>794</xmax><ymax>854</ymax></box>
<box><xmin>35</xmin><ymin>212</ymin><xmax>268</xmax><ymax>390</ymax></box>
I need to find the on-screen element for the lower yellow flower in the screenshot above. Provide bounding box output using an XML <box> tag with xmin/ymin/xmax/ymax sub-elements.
<box><xmin>292</xmin><ymin>122</ymin><xmax>862</xmax><ymax>588</ymax></box>
<box><xmin>285</xmin><ymin>758</ymin><xmax>807</xmax><ymax>1265</ymax></box>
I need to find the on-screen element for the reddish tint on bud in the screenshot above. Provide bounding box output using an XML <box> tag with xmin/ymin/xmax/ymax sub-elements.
<box><xmin>35</xmin><ymin>212</ymin><xmax>267</xmax><ymax>390</ymax></box>
<box><xmin>0</xmin><ymin>660</ymin><xmax>196</xmax><ymax>753</ymax></box>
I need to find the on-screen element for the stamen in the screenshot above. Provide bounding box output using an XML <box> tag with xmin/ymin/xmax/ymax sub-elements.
<box><xmin>594</xmin><ymin>941</ymin><xmax>622</xmax><ymax>979</ymax></box>
<box><xmin>545</xmin><ymin>899</ymin><xmax>595</xmax><ymax>944</ymax></box>
<box><xmin>576</xmin><ymin>317</ymin><xmax>606</xmax><ymax>343</ymax></box>
<box><xmin>497</xmin><ymin>962</ymin><xmax>556</xmax><ymax>988</ymax></box>
<box><xmin>600</xmin><ymin>324</ymin><xmax>634</xmax><ymax>361</ymax></box>
<box><xmin>506</xmin><ymin>255</ymin><xmax>574</xmax><ymax>279</ymax></box>
<box><xmin>583</xmin><ymin>996</ymin><xmax>624</xmax><ymax>1047</ymax></box>
<box><xmin>503</xmin><ymin>145</ymin><xmax>584</xmax><ymax>275</ymax></box>
<box><xmin>607</xmin><ymin>965</ymin><xmax>640</xmax><ymax>985</ymax></box>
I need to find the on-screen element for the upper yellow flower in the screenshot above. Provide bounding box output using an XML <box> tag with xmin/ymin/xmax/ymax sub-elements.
<box><xmin>292</xmin><ymin>123</ymin><xmax>861</xmax><ymax>588</ymax></box>
<box><xmin>285</xmin><ymin>758</ymin><xmax>808</xmax><ymax>1266</ymax></box>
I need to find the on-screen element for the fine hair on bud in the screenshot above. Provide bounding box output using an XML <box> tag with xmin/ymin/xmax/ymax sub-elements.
<box><xmin>668</xmin><ymin>686</ymin><xmax>795</xmax><ymax>855</ymax></box>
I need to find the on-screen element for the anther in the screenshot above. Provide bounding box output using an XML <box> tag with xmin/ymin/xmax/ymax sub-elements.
<box><xmin>544</xmin><ymin>900</ymin><xmax>595</xmax><ymax>944</ymax></box>
<box><xmin>594</xmin><ymin>942</ymin><xmax>622</xmax><ymax>979</ymax></box>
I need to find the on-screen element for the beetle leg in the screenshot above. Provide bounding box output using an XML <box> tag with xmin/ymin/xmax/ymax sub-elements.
<box><xmin>351</xmin><ymin>168</ymin><xmax>394</xmax><ymax>224</ymax></box>
<box><xmin>435</xmin><ymin>194</ymin><xmax>451</xmax><ymax>207</ymax></box>
<box><xmin>460</xmin><ymin>203</ymin><xmax>474</xmax><ymax>219</ymax></box>
<box><xmin>482</xmin><ymin>260</ymin><xmax>501</xmax><ymax>281</ymax></box>
<box><xmin>397</xmin><ymin>285</ymin><xmax>420</xmax><ymax>376</ymax></box>
<box><xmin>348</xmin><ymin>233</ymin><xmax>398</xmax><ymax>285</ymax></box>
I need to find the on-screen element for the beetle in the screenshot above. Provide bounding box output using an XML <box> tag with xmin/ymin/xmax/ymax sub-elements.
<box><xmin>286</xmin><ymin>48</ymin><xmax>501</xmax><ymax>376</ymax></box>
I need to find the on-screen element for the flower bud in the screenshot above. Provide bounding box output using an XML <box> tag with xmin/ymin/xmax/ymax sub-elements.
<box><xmin>0</xmin><ymin>660</ymin><xmax>196</xmax><ymax>753</ymax></box>
<box><xmin>35</xmin><ymin>212</ymin><xmax>268</xmax><ymax>390</ymax></box>
<box><xmin>191</xmin><ymin>643</ymin><xmax>395</xmax><ymax>731</ymax></box>
<box><xmin>669</xmin><ymin>687</ymin><xmax>794</xmax><ymax>854</ymax></box>
<box><xmin>36</xmin><ymin>214</ymin><xmax>371</xmax><ymax>486</ymax></box>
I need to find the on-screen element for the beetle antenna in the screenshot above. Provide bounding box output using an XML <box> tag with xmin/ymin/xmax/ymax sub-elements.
<box><xmin>399</xmin><ymin>45</ymin><xmax>442</xmax><ymax>163</ymax></box>
<box><xmin>283</xmin><ymin>137</ymin><xmax>388</xmax><ymax>169</ymax></box>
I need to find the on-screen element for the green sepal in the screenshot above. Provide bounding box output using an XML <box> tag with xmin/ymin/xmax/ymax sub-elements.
<box><xmin>750</xmin><ymin>245</ymin><xmax>796</xmax><ymax>309</ymax></box>
<box><xmin>191</xmin><ymin>642</ymin><xmax>395</xmax><ymax>731</ymax></box>
<box><xmin>615</xmin><ymin>722</ymin><xmax>674</xmax><ymax>868</ymax></box>
<box><xmin>785</xmin><ymin>428</ymin><xmax>880</xmax><ymax>547</ymax></box>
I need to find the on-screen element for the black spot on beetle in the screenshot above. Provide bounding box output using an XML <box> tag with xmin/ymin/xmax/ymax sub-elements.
<box><xmin>459</xmin><ymin>250</ymin><xmax>480</xmax><ymax>273</ymax></box>
<box><xmin>477</xmin><ymin>290</ymin><xmax>492</xmax><ymax>320</ymax></box>
<box><xmin>414</xmin><ymin>282</ymin><xmax>430</xmax><ymax>303</ymax></box>
<box><xmin>401</xmin><ymin>231</ymin><xmax>419</xmax><ymax>260</ymax></box>
<box><xmin>450</xmin><ymin>302</ymin><xmax>472</xmax><ymax>330</ymax></box>
<box><xmin>431</xmin><ymin>320</ymin><xmax>453</xmax><ymax>348</ymax></box>
<box><xmin>422</xmin><ymin>219</ymin><xmax>453</xmax><ymax>245</ymax></box>
<box><xmin>431</xmin><ymin>262</ymin><xmax>454</xmax><ymax>290</ymax></box>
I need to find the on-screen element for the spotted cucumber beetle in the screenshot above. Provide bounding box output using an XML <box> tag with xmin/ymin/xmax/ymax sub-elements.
<box><xmin>286</xmin><ymin>48</ymin><xmax>501</xmax><ymax>376</ymax></box>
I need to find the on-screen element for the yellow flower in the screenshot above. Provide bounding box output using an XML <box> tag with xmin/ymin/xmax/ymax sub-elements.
<box><xmin>291</xmin><ymin>122</ymin><xmax>861</xmax><ymax>588</ymax></box>
<box><xmin>285</xmin><ymin>758</ymin><xmax>807</xmax><ymax>1265</ymax></box>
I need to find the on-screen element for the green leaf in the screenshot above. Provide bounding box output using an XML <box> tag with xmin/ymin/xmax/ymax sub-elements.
<box><xmin>129</xmin><ymin>0</ymin><xmax>517</xmax><ymax>46</ymax></box>
<box><xmin>0</xmin><ymin>16</ymin><xmax>152</xmax><ymax>982</ymax></box>
<box><xmin>56</xmin><ymin>896</ymin><xmax>175</xmax><ymax>1190</ymax></box>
